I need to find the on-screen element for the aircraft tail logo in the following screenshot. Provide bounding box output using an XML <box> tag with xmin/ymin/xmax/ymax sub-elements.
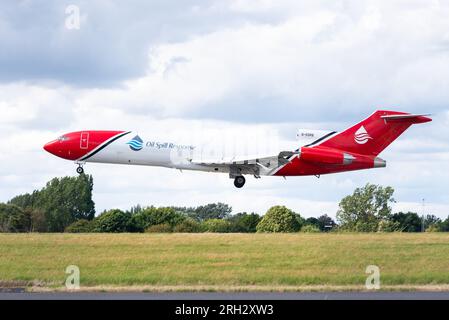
<box><xmin>354</xmin><ymin>126</ymin><xmax>372</xmax><ymax>144</ymax></box>
<box><xmin>127</xmin><ymin>135</ymin><xmax>143</xmax><ymax>151</ymax></box>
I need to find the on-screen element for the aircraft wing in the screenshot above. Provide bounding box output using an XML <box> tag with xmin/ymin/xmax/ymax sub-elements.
<box><xmin>189</xmin><ymin>151</ymin><xmax>298</xmax><ymax>176</ymax></box>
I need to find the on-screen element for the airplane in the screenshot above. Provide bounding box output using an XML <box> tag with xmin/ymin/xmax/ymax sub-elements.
<box><xmin>43</xmin><ymin>110</ymin><xmax>431</xmax><ymax>188</ymax></box>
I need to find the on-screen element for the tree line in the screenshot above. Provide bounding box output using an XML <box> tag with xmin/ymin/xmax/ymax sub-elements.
<box><xmin>0</xmin><ymin>174</ymin><xmax>447</xmax><ymax>233</ymax></box>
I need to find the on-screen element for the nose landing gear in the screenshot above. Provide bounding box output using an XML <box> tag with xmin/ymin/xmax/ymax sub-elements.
<box><xmin>76</xmin><ymin>163</ymin><xmax>84</xmax><ymax>175</ymax></box>
<box><xmin>233</xmin><ymin>176</ymin><xmax>246</xmax><ymax>188</ymax></box>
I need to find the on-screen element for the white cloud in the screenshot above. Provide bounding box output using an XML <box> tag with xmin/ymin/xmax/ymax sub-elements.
<box><xmin>54</xmin><ymin>0</ymin><xmax>449</xmax><ymax>122</ymax></box>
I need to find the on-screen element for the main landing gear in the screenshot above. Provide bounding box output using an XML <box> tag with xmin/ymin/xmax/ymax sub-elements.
<box><xmin>233</xmin><ymin>176</ymin><xmax>246</xmax><ymax>188</ymax></box>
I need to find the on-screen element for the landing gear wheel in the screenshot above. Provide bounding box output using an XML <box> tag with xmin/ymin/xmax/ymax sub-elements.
<box><xmin>76</xmin><ymin>166</ymin><xmax>84</xmax><ymax>175</ymax></box>
<box><xmin>234</xmin><ymin>176</ymin><xmax>246</xmax><ymax>188</ymax></box>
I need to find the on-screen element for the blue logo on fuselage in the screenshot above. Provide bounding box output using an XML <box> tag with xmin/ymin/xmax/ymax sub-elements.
<box><xmin>126</xmin><ymin>135</ymin><xmax>143</xmax><ymax>151</ymax></box>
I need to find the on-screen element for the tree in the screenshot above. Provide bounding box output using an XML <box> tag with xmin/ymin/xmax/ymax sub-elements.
<box><xmin>301</xmin><ymin>215</ymin><xmax>336</xmax><ymax>232</ymax></box>
<box><xmin>439</xmin><ymin>216</ymin><xmax>449</xmax><ymax>232</ymax></box>
<box><xmin>127</xmin><ymin>204</ymin><xmax>143</xmax><ymax>215</ymax></box>
<box><xmin>423</xmin><ymin>215</ymin><xmax>442</xmax><ymax>232</ymax></box>
<box><xmin>131</xmin><ymin>207</ymin><xmax>186</xmax><ymax>232</ymax></box>
<box><xmin>27</xmin><ymin>208</ymin><xmax>47</xmax><ymax>232</ymax></box>
<box><xmin>317</xmin><ymin>214</ymin><xmax>336</xmax><ymax>231</ymax></box>
<box><xmin>8</xmin><ymin>174</ymin><xmax>96</xmax><ymax>232</ymax></box>
<box><xmin>188</xmin><ymin>203</ymin><xmax>232</xmax><ymax>221</ymax></box>
<box><xmin>336</xmin><ymin>184</ymin><xmax>395</xmax><ymax>232</ymax></box>
<box><xmin>227</xmin><ymin>212</ymin><xmax>261</xmax><ymax>233</ymax></box>
<box><xmin>304</xmin><ymin>217</ymin><xmax>320</xmax><ymax>228</ymax></box>
<box><xmin>202</xmin><ymin>219</ymin><xmax>233</xmax><ymax>233</ymax></box>
<box><xmin>294</xmin><ymin>214</ymin><xmax>305</xmax><ymax>230</ymax></box>
<box><xmin>389</xmin><ymin>212</ymin><xmax>422</xmax><ymax>232</ymax></box>
<box><xmin>256</xmin><ymin>206</ymin><xmax>301</xmax><ymax>233</ymax></box>
<box><xmin>0</xmin><ymin>203</ymin><xmax>30</xmax><ymax>232</ymax></box>
<box><xmin>8</xmin><ymin>190</ymin><xmax>40</xmax><ymax>209</ymax></box>
<box><xmin>94</xmin><ymin>209</ymin><xmax>132</xmax><ymax>233</ymax></box>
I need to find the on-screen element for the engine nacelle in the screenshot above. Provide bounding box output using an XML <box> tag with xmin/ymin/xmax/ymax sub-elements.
<box><xmin>299</xmin><ymin>147</ymin><xmax>355</xmax><ymax>165</ymax></box>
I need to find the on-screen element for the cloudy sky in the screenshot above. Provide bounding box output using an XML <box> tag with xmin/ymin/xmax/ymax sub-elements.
<box><xmin>1</xmin><ymin>0</ymin><xmax>449</xmax><ymax>218</ymax></box>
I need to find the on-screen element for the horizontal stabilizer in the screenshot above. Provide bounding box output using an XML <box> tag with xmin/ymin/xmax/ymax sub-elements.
<box><xmin>380</xmin><ymin>114</ymin><xmax>432</xmax><ymax>123</ymax></box>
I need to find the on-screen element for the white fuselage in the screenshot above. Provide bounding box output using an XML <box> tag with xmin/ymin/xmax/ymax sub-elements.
<box><xmin>81</xmin><ymin>130</ymin><xmax>307</xmax><ymax>176</ymax></box>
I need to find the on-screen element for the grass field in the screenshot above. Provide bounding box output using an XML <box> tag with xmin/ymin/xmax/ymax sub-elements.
<box><xmin>1</xmin><ymin>233</ymin><xmax>449</xmax><ymax>291</ymax></box>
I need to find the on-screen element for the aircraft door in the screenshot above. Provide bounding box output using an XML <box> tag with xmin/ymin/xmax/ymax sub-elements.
<box><xmin>80</xmin><ymin>132</ymin><xmax>89</xmax><ymax>149</ymax></box>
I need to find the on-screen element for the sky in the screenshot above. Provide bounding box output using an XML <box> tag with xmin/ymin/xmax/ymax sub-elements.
<box><xmin>1</xmin><ymin>0</ymin><xmax>449</xmax><ymax>219</ymax></box>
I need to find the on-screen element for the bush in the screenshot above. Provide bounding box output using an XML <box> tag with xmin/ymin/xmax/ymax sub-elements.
<box><xmin>94</xmin><ymin>209</ymin><xmax>132</xmax><ymax>233</ymax></box>
<box><xmin>202</xmin><ymin>219</ymin><xmax>233</xmax><ymax>233</ymax></box>
<box><xmin>65</xmin><ymin>219</ymin><xmax>96</xmax><ymax>233</ymax></box>
<box><xmin>377</xmin><ymin>220</ymin><xmax>401</xmax><ymax>232</ymax></box>
<box><xmin>131</xmin><ymin>207</ymin><xmax>185</xmax><ymax>231</ymax></box>
<box><xmin>353</xmin><ymin>220</ymin><xmax>379</xmax><ymax>232</ymax></box>
<box><xmin>256</xmin><ymin>206</ymin><xmax>301</xmax><ymax>233</ymax></box>
<box><xmin>145</xmin><ymin>223</ymin><xmax>173</xmax><ymax>233</ymax></box>
<box><xmin>227</xmin><ymin>212</ymin><xmax>261</xmax><ymax>233</ymax></box>
<box><xmin>173</xmin><ymin>218</ymin><xmax>202</xmax><ymax>233</ymax></box>
<box><xmin>304</xmin><ymin>217</ymin><xmax>320</xmax><ymax>229</ymax></box>
<box><xmin>300</xmin><ymin>225</ymin><xmax>320</xmax><ymax>233</ymax></box>
<box><xmin>426</xmin><ymin>224</ymin><xmax>442</xmax><ymax>232</ymax></box>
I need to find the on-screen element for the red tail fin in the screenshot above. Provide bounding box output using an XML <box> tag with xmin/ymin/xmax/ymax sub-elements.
<box><xmin>314</xmin><ymin>110</ymin><xmax>431</xmax><ymax>156</ymax></box>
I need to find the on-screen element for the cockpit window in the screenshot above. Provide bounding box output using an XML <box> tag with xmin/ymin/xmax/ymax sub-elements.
<box><xmin>57</xmin><ymin>135</ymin><xmax>69</xmax><ymax>141</ymax></box>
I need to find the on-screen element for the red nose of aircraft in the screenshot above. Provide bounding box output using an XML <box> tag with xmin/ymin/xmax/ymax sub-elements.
<box><xmin>43</xmin><ymin>130</ymin><xmax>128</xmax><ymax>161</ymax></box>
<box><xmin>43</xmin><ymin>140</ymin><xmax>59</xmax><ymax>155</ymax></box>
<box><xmin>43</xmin><ymin>133</ymin><xmax>82</xmax><ymax>160</ymax></box>
<box><xmin>43</xmin><ymin>132</ymin><xmax>86</xmax><ymax>160</ymax></box>
<box><xmin>43</xmin><ymin>136</ymin><xmax>70</xmax><ymax>159</ymax></box>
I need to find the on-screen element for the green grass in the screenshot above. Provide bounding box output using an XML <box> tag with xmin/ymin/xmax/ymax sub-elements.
<box><xmin>1</xmin><ymin>233</ymin><xmax>449</xmax><ymax>290</ymax></box>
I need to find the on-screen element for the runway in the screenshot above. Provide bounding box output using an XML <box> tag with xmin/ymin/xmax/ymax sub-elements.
<box><xmin>2</xmin><ymin>290</ymin><xmax>449</xmax><ymax>300</ymax></box>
